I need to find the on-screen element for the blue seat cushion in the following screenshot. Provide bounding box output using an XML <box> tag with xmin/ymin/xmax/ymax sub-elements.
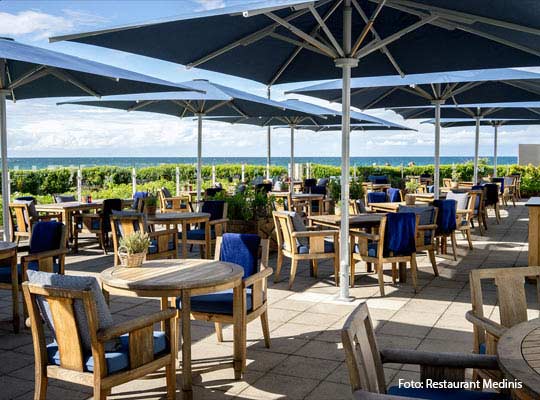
<box><xmin>298</xmin><ymin>240</ymin><xmax>335</xmax><ymax>254</ymax></box>
<box><xmin>179</xmin><ymin>228</ymin><xmax>216</xmax><ymax>241</ymax></box>
<box><xmin>388</xmin><ymin>386</ymin><xmax>507</xmax><ymax>399</ymax></box>
<box><xmin>479</xmin><ymin>342</ymin><xmax>486</xmax><ymax>354</ymax></box>
<box><xmin>148</xmin><ymin>238</ymin><xmax>176</xmax><ymax>254</ymax></box>
<box><xmin>46</xmin><ymin>331</ymin><xmax>167</xmax><ymax>375</ymax></box>
<box><xmin>177</xmin><ymin>288</ymin><xmax>253</xmax><ymax>315</ymax></box>
<box><xmin>0</xmin><ymin>261</ymin><xmax>60</xmax><ymax>284</ymax></box>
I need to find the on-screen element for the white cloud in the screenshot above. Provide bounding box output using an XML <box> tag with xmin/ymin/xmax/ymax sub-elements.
<box><xmin>193</xmin><ymin>0</ymin><xmax>227</xmax><ymax>11</ymax></box>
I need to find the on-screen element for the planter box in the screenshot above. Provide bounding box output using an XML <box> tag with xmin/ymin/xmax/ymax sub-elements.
<box><xmin>228</xmin><ymin>217</ymin><xmax>278</xmax><ymax>251</ymax></box>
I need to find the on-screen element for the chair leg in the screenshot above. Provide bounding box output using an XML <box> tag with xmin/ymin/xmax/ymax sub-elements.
<box><xmin>215</xmin><ymin>322</ymin><xmax>223</xmax><ymax>342</ymax></box>
<box><xmin>311</xmin><ymin>259</ymin><xmax>318</xmax><ymax>278</ymax></box>
<box><xmin>261</xmin><ymin>311</ymin><xmax>271</xmax><ymax>348</ymax></box>
<box><xmin>466</xmin><ymin>230</ymin><xmax>473</xmax><ymax>250</ymax></box>
<box><xmin>450</xmin><ymin>232</ymin><xmax>458</xmax><ymax>261</ymax></box>
<box><xmin>391</xmin><ymin>263</ymin><xmax>397</xmax><ymax>284</ymax></box>
<box><xmin>376</xmin><ymin>263</ymin><xmax>385</xmax><ymax>297</ymax></box>
<box><xmin>165</xmin><ymin>362</ymin><xmax>176</xmax><ymax>400</ymax></box>
<box><xmin>93</xmin><ymin>388</ymin><xmax>108</xmax><ymax>400</ymax></box>
<box><xmin>274</xmin><ymin>252</ymin><xmax>283</xmax><ymax>283</ymax></box>
<box><xmin>34</xmin><ymin>372</ymin><xmax>47</xmax><ymax>400</ymax></box>
<box><xmin>495</xmin><ymin>204</ymin><xmax>501</xmax><ymax>224</ymax></box>
<box><xmin>289</xmin><ymin>259</ymin><xmax>298</xmax><ymax>289</ymax></box>
<box><xmin>350</xmin><ymin>259</ymin><xmax>355</xmax><ymax>288</ymax></box>
<box><xmin>410</xmin><ymin>254</ymin><xmax>418</xmax><ymax>293</ymax></box>
<box><xmin>428</xmin><ymin>249</ymin><xmax>439</xmax><ymax>277</ymax></box>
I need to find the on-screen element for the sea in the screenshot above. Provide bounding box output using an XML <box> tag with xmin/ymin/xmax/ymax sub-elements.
<box><xmin>8</xmin><ymin>156</ymin><xmax>517</xmax><ymax>170</ymax></box>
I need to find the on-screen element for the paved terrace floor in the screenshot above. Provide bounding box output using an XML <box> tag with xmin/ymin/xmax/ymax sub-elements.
<box><xmin>0</xmin><ymin>202</ymin><xmax>534</xmax><ymax>399</ymax></box>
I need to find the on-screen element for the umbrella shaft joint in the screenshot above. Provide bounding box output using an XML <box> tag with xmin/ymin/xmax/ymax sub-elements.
<box><xmin>334</xmin><ymin>58</ymin><xmax>358</xmax><ymax>68</ymax></box>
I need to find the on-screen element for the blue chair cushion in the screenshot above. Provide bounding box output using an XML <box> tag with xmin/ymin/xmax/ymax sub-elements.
<box><xmin>298</xmin><ymin>240</ymin><xmax>334</xmax><ymax>254</ymax></box>
<box><xmin>0</xmin><ymin>261</ymin><xmax>61</xmax><ymax>283</ymax></box>
<box><xmin>201</xmin><ymin>201</ymin><xmax>225</xmax><ymax>221</ymax></box>
<box><xmin>177</xmin><ymin>288</ymin><xmax>253</xmax><ymax>315</ymax></box>
<box><xmin>29</xmin><ymin>221</ymin><xmax>64</xmax><ymax>254</ymax></box>
<box><xmin>148</xmin><ymin>238</ymin><xmax>176</xmax><ymax>254</ymax></box>
<box><xmin>219</xmin><ymin>233</ymin><xmax>260</xmax><ymax>279</ymax></box>
<box><xmin>388</xmin><ymin>386</ymin><xmax>507</xmax><ymax>399</ymax></box>
<box><xmin>368</xmin><ymin>192</ymin><xmax>387</xmax><ymax>203</ymax></box>
<box><xmin>179</xmin><ymin>228</ymin><xmax>216</xmax><ymax>241</ymax></box>
<box><xmin>46</xmin><ymin>331</ymin><xmax>167</xmax><ymax>375</ymax></box>
<box><xmin>384</xmin><ymin>213</ymin><xmax>417</xmax><ymax>256</ymax></box>
<box><xmin>387</xmin><ymin>188</ymin><xmax>401</xmax><ymax>203</ymax></box>
<box><xmin>479</xmin><ymin>342</ymin><xmax>486</xmax><ymax>354</ymax></box>
<box><xmin>91</xmin><ymin>219</ymin><xmax>100</xmax><ymax>230</ymax></box>
<box><xmin>132</xmin><ymin>191</ymin><xmax>148</xmax><ymax>210</ymax></box>
<box><xmin>399</xmin><ymin>206</ymin><xmax>436</xmax><ymax>246</ymax></box>
<box><xmin>434</xmin><ymin>199</ymin><xmax>457</xmax><ymax>235</ymax></box>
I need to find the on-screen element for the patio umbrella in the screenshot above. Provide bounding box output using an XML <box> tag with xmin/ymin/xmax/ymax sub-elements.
<box><xmin>289</xmin><ymin>68</ymin><xmax>540</xmax><ymax>194</ymax></box>
<box><xmin>58</xmin><ymin>80</ymin><xmax>329</xmax><ymax>202</ymax></box>
<box><xmin>0</xmin><ymin>38</ymin><xmax>195</xmax><ymax>240</ymax></box>
<box><xmin>393</xmin><ymin>102</ymin><xmax>540</xmax><ymax>182</ymax></box>
<box><xmin>425</xmin><ymin>113</ymin><xmax>540</xmax><ymax>178</ymax></box>
<box><xmin>51</xmin><ymin>0</ymin><xmax>540</xmax><ymax>300</ymax></box>
<box><xmin>204</xmin><ymin>98</ymin><xmax>405</xmax><ymax>192</ymax></box>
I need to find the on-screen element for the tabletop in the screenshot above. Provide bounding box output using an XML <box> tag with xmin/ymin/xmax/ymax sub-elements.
<box><xmin>36</xmin><ymin>199</ymin><xmax>133</xmax><ymax>210</ymax></box>
<box><xmin>0</xmin><ymin>242</ymin><xmax>17</xmax><ymax>253</ymax></box>
<box><xmin>498</xmin><ymin>318</ymin><xmax>540</xmax><ymax>398</ymax></box>
<box><xmin>309</xmin><ymin>214</ymin><xmax>382</xmax><ymax>229</ymax></box>
<box><xmin>101</xmin><ymin>259</ymin><xmax>244</xmax><ymax>293</ymax></box>
<box><xmin>146</xmin><ymin>212</ymin><xmax>210</xmax><ymax>223</ymax></box>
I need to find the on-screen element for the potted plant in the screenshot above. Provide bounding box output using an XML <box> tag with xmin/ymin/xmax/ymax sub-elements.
<box><xmin>451</xmin><ymin>164</ymin><xmax>460</xmax><ymax>188</ymax></box>
<box><xmin>144</xmin><ymin>194</ymin><xmax>157</xmax><ymax>215</ymax></box>
<box><xmin>118</xmin><ymin>231</ymin><xmax>151</xmax><ymax>267</ymax></box>
<box><xmin>405</xmin><ymin>180</ymin><xmax>419</xmax><ymax>205</ymax></box>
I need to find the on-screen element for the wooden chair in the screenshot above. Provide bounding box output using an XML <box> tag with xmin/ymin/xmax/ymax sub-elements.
<box><xmin>433</xmin><ymin>199</ymin><xmax>458</xmax><ymax>261</ymax></box>
<box><xmin>502</xmin><ymin>176</ymin><xmax>517</xmax><ymax>207</ymax></box>
<box><xmin>269</xmin><ymin>192</ymin><xmax>292</xmax><ymax>212</ymax></box>
<box><xmin>398</xmin><ymin>205</ymin><xmax>439</xmax><ymax>277</ymax></box>
<box><xmin>9</xmin><ymin>202</ymin><xmax>59</xmax><ymax>244</ymax></box>
<box><xmin>351</xmin><ymin>213</ymin><xmax>419</xmax><ymax>296</ymax></box>
<box><xmin>79</xmin><ymin>199</ymin><xmax>122</xmax><ymax>254</ymax></box>
<box><xmin>449</xmin><ymin>191</ymin><xmax>476</xmax><ymax>250</ymax></box>
<box><xmin>483</xmin><ymin>183</ymin><xmax>502</xmax><ymax>224</ymax></box>
<box><xmin>343</xmin><ymin>302</ymin><xmax>501</xmax><ymax>399</ymax></box>
<box><xmin>22</xmin><ymin>273</ymin><xmax>177</xmax><ymax>400</ymax></box>
<box><xmin>443</xmin><ymin>178</ymin><xmax>453</xmax><ymax>188</ymax></box>
<box><xmin>273</xmin><ymin>211</ymin><xmax>339</xmax><ymax>289</ymax></box>
<box><xmin>158</xmin><ymin>187</ymin><xmax>190</xmax><ymax>213</ymax></box>
<box><xmin>470</xmin><ymin>187</ymin><xmax>487</xmax><ymax>235</ymax></box>
<box><xmin>510</xmin><ymin>174</ymin><xmax>522</xmax><ymax>199</ymax></box>
<box><xmin>179</xmin><ymin>234</ymin><xmax>272</xmax><ymax>376</ymax></box>
<box><xmin>110</xmin><ymin>212</ymin><xmax>178</xmax><ymax>266</ymax></box>
<box><xmin>0</xmin><ymin>221</ymin><xmax>67</xmax><ymax>333</ymax></box>
<box><xmin>181</xmin><ymin>200</ymin><xmax>228</xmax><ymax>258</ymax></box>
<box><xmin>466</xmin><ymin>266</ymin><xmax>540</xmax><ymax>382</ymax></box>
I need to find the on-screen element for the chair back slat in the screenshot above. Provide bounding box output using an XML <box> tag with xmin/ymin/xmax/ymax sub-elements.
<box><xmin>273</xmin><ymin>212</ymin><xmax>295</xmax><ymax>254</ymax></box>
<box><xmin>494</xmin><ymin>274</ymin><xmax>530</xmax><ymax>328</ymax></box>
<box><xmin>341</xmin><ymin>302</ymin><xmax>386</xmax><ymax>394</ymax></box>
<box><xmin>48</xmin><ymin>296</ymin><xmax>85</xmax><ymax>371</ymax></box>
<box><xmin>10</xmin><ymin>203</ymin><xmax>31</xmax><ymax>233</ymax></box>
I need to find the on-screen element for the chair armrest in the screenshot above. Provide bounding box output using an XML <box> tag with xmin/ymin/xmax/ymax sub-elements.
<box><xmin>350</xmin><ymin>231</ymin><xmax>380</xmax><ymax>241</ymax></box>
<box><xmin>148</xmin><ymin>229</ymin><xmax>177</xmax><ymax>239</ymax></box>
<box><xmin>243</xmin><ymin>268</ymin><xmax>273</xmax><ymax>288</ymax></box>
<box><xmin>163</xmin><ymin>196</ymin><xmax>186</xmax><ymax>201</ymax></box>
<box><xmin>21</xmin><ymin>248</ymin><xmax>69</xmax><ymax>262</ymax></box>
<box><xmin>292</xmin><ymin>229</ymin><xmax>338</xmax><ymax>238</ymax></box>
<box><xmin>465</xmin><ymin>310</ymin><xmax>506</xmax><ymax>339</ymax></box>
<box><xmin>97</xmin><ymin>308</ymin><xmax>177</xmax><ymax>342</ymax></box>
<box><xmin>417</xmin><ymin>224</ymin><xmax>437</xmax><ymax>230</ymax></box>
<box><xmin>380</xmin><ymin>348</ymin><xmax>499</xmax><ymax>370</ymax></box>
<box><xmin>81</xmin><ymin>213</ymin><xmax>100</xmax><ymax>219</ymax></box>
<box><xmin>456</xmin><ymin>209</ymin><xmax>471</xmax><ymax>215</ymax></box>
<box><xmin>209</xmin><ymin>218</ymin><xmax>229</xmax><ymax>226</ymax></box>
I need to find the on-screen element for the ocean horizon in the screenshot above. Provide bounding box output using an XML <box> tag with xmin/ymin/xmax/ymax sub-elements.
<box><xmin>8</xmin><ymin>156</ymin><xmax>518</xmax><ymax>170</ymax></box>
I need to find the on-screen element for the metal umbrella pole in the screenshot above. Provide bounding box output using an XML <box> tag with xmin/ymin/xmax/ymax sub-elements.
<box><xmin>432</xmin><ymin>100</ymin><xmax>444</xmax><ymax>200</ymax></box>
<box><xmin>0</xmin><ymin>90</ymin><xmax>9</xmax><ymax>241</ymax></box>
<box><xmin>493</xmin><ymin>124</ymin><xmax>499</xmax><ymax>178</ymax></box>
<box><xmin>196</xmin><ymin>113</ymin><xmax>203</xmax><ymax>205</ymax></box>
<box><xmin>473</xmin><ymin>116</ymin><xmax>481</xmax><ymax>184</ymax></box>
<box><xmin>290</xmin><ymin>125</ymin><xmax>295</xmax><ymax>196</ymax></box>
<box><xmin>267</xmin><ymin>86</ymin><xmax>271</xmax><ymax>180</ymax></box>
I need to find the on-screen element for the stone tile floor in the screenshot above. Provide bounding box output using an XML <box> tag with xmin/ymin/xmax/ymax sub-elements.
<box><xmin>0</xmin><ymin>201</ymin><xmax>534</xmax><ymax>399</ymax></box>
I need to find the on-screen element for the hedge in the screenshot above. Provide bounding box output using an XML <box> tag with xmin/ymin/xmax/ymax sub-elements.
<box><xmin>5</xmin><ymin>161</ymin><xmax>540</xmax><ymax>197</ymax></box>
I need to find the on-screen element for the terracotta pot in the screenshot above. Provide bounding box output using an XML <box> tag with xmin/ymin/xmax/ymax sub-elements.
<box><xmin>405</xmin><ymin>194</ymin><xmax>416</xmax><ymax>206</ymax></box>
<box><xmin>145</xmin><ymin>206</ymin><xmax>157</xmax><ymax>215</ymax></box>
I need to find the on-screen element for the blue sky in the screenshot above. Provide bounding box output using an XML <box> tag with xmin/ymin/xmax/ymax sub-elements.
<box><xmin>2</xmin><ymin>0</ymin><xmax>539</xmax><ymax>158</ymax></box>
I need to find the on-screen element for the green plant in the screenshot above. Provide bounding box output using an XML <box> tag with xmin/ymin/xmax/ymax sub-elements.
<box><xmin>328</xmin><ymin>179</ymin><xmax>341</xmax><ymax>201</ymax></box>
<box><xmin>451</xmin><ymin>164</ymin><xmax>460</xmax><ymax>182</ymax></box>
<box><xmin>350</xmin><ymin>180</ymin><xmax>364</xmax><ymax>200</ymax></box>
<box><xmin>119</xmin><ymin>231</ymin><xmax>151</xmax><ymax>254</ymax></box>
<box><xmin>145</xmin><ymin>194</ymin><xmax>157</xmax><ymax>207</ymax></box>
<box><xmin>405</xmin><ymin>179</ymin><xmax>419</xmax><ymax>192</ymax></box>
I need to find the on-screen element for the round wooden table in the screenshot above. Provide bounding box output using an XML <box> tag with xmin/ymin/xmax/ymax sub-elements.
<box><xmin>498</xmin><ymin>318</ymin><xmax>540</xmax><ymax>399</ymax></box>
<box><xmin>101</xmin><ymin>259</ymin><xmax>244</xmax><ymax>399</ymax></box>
<box><xmin>146</xmin><ymin>212</ymin><xmax>210</xmax><ymax>258</ymax></box>
<box><xmin>0</xmin><ymin>242</ymin><xmax>18</xmax><ymax>331</ymax></box>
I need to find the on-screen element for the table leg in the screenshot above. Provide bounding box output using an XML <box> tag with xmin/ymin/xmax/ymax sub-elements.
<box><xmin>233</xmin><ymin>285</ymin><xmax>245</xmax><ymax>379</ymax></box>
<box><xmin>180</xmin><ymin>290</ymin><xmax>192</xmax><ymax>399</ymax></box>
<box><xmin>204</xmin><ymin>223</ymin><xmax>211</xmax><ymax>259</ymax></box>
<box><xmin>160</xmin><ymin>297</ymin><xmax>169</xmax><ymax>332</ymax></box>
<box><xmin>10</xmin><ymin>254</ymin><xmax>19</xmax><ymax>333</ymax></box>
<box><xmin>182</xmin><ymin>221</ymin><xmax>188</xmax><ymax>259</ymax></box>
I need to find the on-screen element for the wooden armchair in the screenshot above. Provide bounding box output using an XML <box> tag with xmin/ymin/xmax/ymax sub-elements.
<box><xmin>9</xmin><ymin>202</ymin><xmax>59</xmax><ymax>244</ymax></box>
<box><xmin>466</xmin><ymin>266</ymin><xmax>540</xmax><ymax>382</ymax></box>
<box><xmin>483</xmin><ymin>183</ymin><xmax>501</xmax><ymax>224</ymax></box>
<box><xmin>22</xmin><ymin>273</ymin><xmax>177</xmax><ymax>400</ymax></box>
<box><xmin>178</xmin><ymin>234</ymin><xmax>272</xmax><ymax>378</ymax></box>
<box><xmin>433</xmin><ymin>199</ymin><xmax>458</xmax><ymax>261</ymax></box>
<box><xmin>273</xmin><ymin>211</ymin><xmax>339</xmax><ymax>289</ymax></box>
<box><xmin>342</xmin><ymin>302</ymin><xmax>501</xmax><ymax>399</ymax></box>
<box><xmin>470</xmin><ymin>187</ymin><xmax>487</xmax><ymax>235</ymax></box>
<box><xmin>158</xmin><ymin>187</ymin><xmax>190</xmax><ymax>213</ymax></box>
<box><xmin>351</xmin><ymin>213</ymin><xmax>419</xmax><ymax>296</ymax></box>
<box><xmin>0</xmin><ymin>221</ymin><xmax>66</xmax><ymax>333</ymax></box>
<box><xmin>79</xmin><ymin>199</ymin><xmax>122</xmax><ymax>254</ymax></box>
<box><xmin>450</xmin><ymin>191</ymin><xmax>477</xmax><ymax>250</ymax></box>
<box><xmin>502</xmin><ymin>176</ymin><xmax>517</xmax><ymax>207</ymax></box>
<box><xmin>110</xmin><ymin>212</ymin><xmax>178</xmax><ymax>266</ymax></box>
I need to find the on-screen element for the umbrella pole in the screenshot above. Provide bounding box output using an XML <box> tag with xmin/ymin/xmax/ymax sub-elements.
<box><xmin>197</xmin><ymin>114</ymin><xmax>203</xmax><ymax>205</ymax></box>
<box><xmin>474</xmin><ymin>117</ymin><xmax>480</xmax><ymax>184</ymax></box>
<box><xmin>0</xmin><ymin>91</ymin><xmax>8</xmax><ymax>241</ymax></box>
<box><xmin>432</xmin><ymin>100</ymin><xmax>443</xmax><ymax>200</ymax></box>
<box><xmin>267</xmin><ymin>86</ymin><xmax>271</xmax><ymax>180</ymax></box>
<box><xmin>290</xmin><ymin>125</ymin><xmax>294</xmax><ymax>196</ymax></box>
<box><xmin>493</xmin><ymin>124</ymin><xmax>498</xmax><ymax>178</ymax></box>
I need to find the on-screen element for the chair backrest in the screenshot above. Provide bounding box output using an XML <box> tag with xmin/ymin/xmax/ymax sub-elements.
<box><xmin>387</xmin><ymin>188</ymin><xmax>401</xmax><ymax>203</ymax></box>
<box><xmin>54</xmin><ymin>194</ymin><xmax>76</xmax><ymax>203</ymax></box>
<box><xmin>483</xmin><ymin>183</ymin><xmax>499</xmax><ymax>206</ymax></box>
<box><xmin>433</xmin><ymin>199</ymin><xmax>457</xmax><ymax>235</ymax></box>
<box><xmin>205</xmin><ymin>187</ymin><xmax>224</xmax><ymax>199</ymax></box>
<box><xmin>491</xmin><ymin>177</ymin><xmax>504</xmax><ymax>194</ymax></box>
<box><xmin>368</xmin><ymin>175</ymin><xmax>388</xmax><ymax>184</ymax></box>
<box><xmin>217</xmin><ymin>233</ymin><xmax>261</xmax><ymax>278</ymax></box>
<box><xmin>382</xmin><ymin>212</ymin><xmax>417</xmax><ymax>256</ymax></box>
<box><xmin>101</xmin><ymin>199</ymin><xmax>123</xmax><ymax>232</ymax></box>
<box><xmin>303</xmin><ymin>178</ymin><xmax>317</xmax><ymax>191</ymax></box>
<box><xmin>469</xmin><ymin>267</ymin><xmax>540</xmax><ymax>354</ymax></box>
<box><xmin>132</xmin><ymin>191</ymin><xmax>148</xmax><ymax>212</ymax></box>
<box><xmin>341</xmin><ymin>302</ymin><xmax>386</xmax><ymax>394</ymax></box>
<box><xmin>255</xmin><ymin>183</ymin><xmax>273</xmax><ymax>194</ymax></box>
<box><xmin>10</xmin><ymin>202</ymin><xmax>33</xmax><ymax>234</ymax></box>
<box><xmin>310</xmin><ymin>185</ymin><xmax>327</xmax><ymax>196</ymax></box>
<box><xmin>398</xmin><ymin>206</ymin><xmax>437</xmax><ymax>246</ymax></box>
<box><xmin>29</xmin><ymin>221</ymin><xmax>66</xmax><ymax>254</ymax></box>
<box><xmin>446</xmin><ymin>191</ymin><xmax>469</xmax><ymax>210</ymax></box>
<box><xmin>201</xmin><ymin>200</ymin><xmax>227</xmax><ymax>221</ymax></box>
<box><xmin>443</xmin><ymin>178</ymin><xmax>452</xmax><ymax>188</ymax></box>
<box><xmin>503</xmin><ymin>176</ymin><xmax>515</xmax><ymax>189</ymax></box>
<box><xmin>367</xmin><ymin>191</ymin><xmax>387</xmax><ymax>204</ymax></box>
<box><xmin>317</xmin><ymin>178</ymin><xmax>329</xmax><ymax>187</ymax></box>
<box><xmin>110</xmin><ymin>212</ymin><xmax>145</xmax><ymax>240</ymax></box>
<box><xmin>272</xmin><ymin>211</ymin><xmax>297</xmax><ymax>253</ymax></box>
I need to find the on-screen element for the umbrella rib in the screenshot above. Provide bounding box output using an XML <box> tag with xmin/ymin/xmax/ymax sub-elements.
<box><xmin>269</xmin><ymin>0</ymin><xmax>342</xmax><ymax>86</ymax></box>
<box><xmin>127</xmin><ymin>100</ymin><xmax>156</xmax><ymax>112</ymax></box>
<box><xmin>352</xmin><ymin>0</ymin><xmax>404</xmax><ymax>76</ymax></box>
<box><xmin>351</xmin><ymin>0</ymin><xmax>387</xmax><ymax>56</ymax></box>
<box><xmin>379</xmin><ymin>0</ymin><xmax>540</xmax><ymax>36</ymax></box>
<box><xmin>205</xmin><ymin>100</ymin><xmax>232</xmax><ymax>114</ymax></box>
<box><xmin>308</xmin><ymin>4</ymin><xmax>344</xmax><ymax>56</ymax></box>
<box><xmin>2</xmin><ymin>62</ymin><xmax>16</xmax><ymax>102</ymax></box>
<box><xmin>456</xmin><ymin>107</ymin><xmax>476</xmax><ymax>118</ymax></box>
<box><xmin>526</xmin><ymin>108</ymin><xmax>540</xmax><ymax>117</ymax></box>
<box><xmin>226</xmin><ymin>102</ymin><xmax>248</xmax><ymax>118</ymax></box>
<box><xmin>364</xmin><ymin>87</ymin><xmax>399</xmax><ymax>108</ymax></box>
<box><xmin>398</xmin><ymin>86</ymin><xmax>432</xmax><ymax>100</ymax></box>
<box><xmin>268</xmin><ymin>33</ymin><xmax>328</xmax><ymax>56</ymax></box>
<box><xmin>482</xmin><ymin>107</ymin><xmax>502</xmax><ymax>118</ymax></box>
<box><xmin>330</xmin><ymin>86</ymin><xmax>371</xmax><ymax>103</ymax></box>
<box><xmin>502</xmin><ymin>80</ymin><xmax>540</xmax><ymax>97</ymax></box>
<box><xmin>264</xmin><ymin>12</ymin><xmax>339</xmax><ymax>58</ymax></box>
<box><xmin>355</xmin><ymin>15</ymin><xmax>438</xmax><ymax>59</ymax></box>
<box><xmin>7</xmin><ymin>65</ymin><xmax>48</xmax><ymax>90</ymax></box>
<box><xmin>46</xmin><ymin>67</ymin><xmax>100</xmax><ymax>97</ymax></box>
<box><xmin>441</xmin><ymin>82</ymin><xmax>459</xmax><ymax>99</ymax></box>
<box><xmin>186</xmin><ymin>6</ymin><xmax>316</xmax><ymax>69</ymax></box>
<box><xmin>445</xmin><ymin>81</ymin><xmax>484</xmax><ymax>98</ymax></box>
<box><xmin>173</xmin><ymin>100</ymin><xmax>198</xmax><ymax>115</ymax></box>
